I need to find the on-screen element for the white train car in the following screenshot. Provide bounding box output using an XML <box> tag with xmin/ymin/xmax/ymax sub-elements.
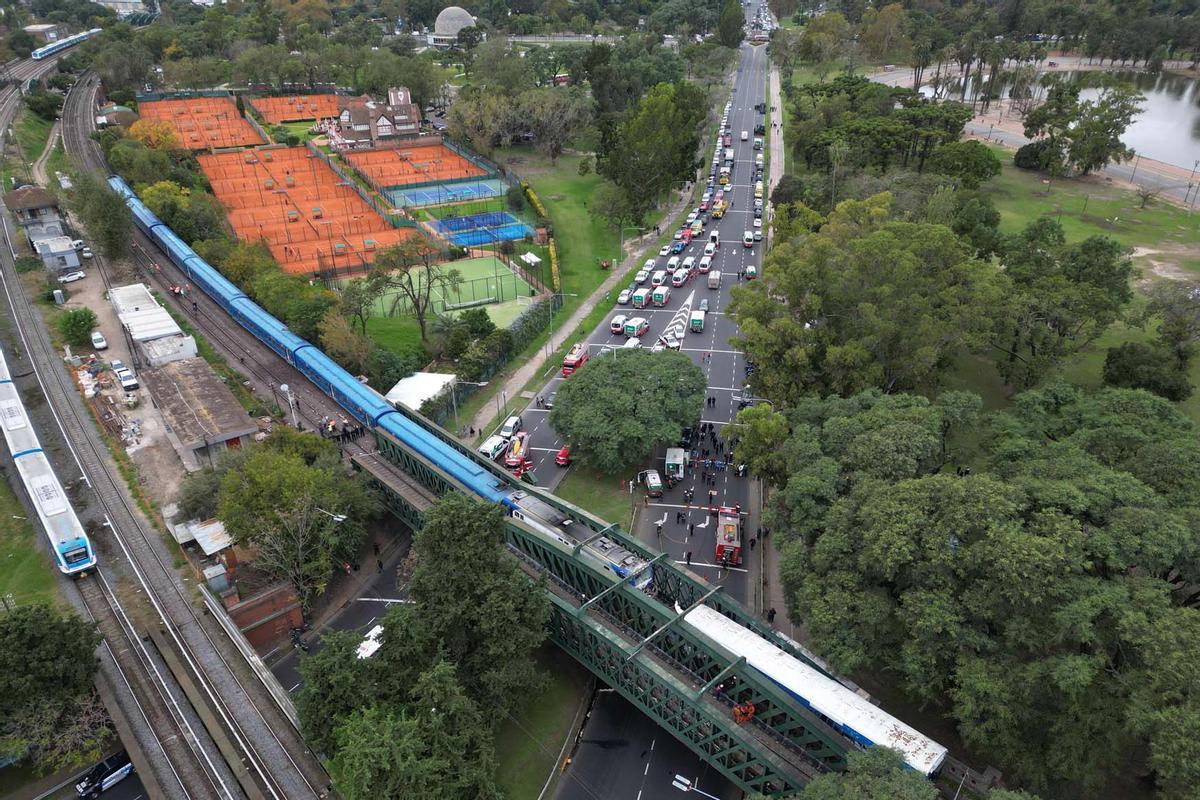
<box><xmin>682</xmin><ymin>603</ymin><xmax>947</xmax><ymax>777</ymax></box>
<box><xmin>0</xmin><ymin>345</ymin><xmax>95</xmax><ymax>575</ymax></box>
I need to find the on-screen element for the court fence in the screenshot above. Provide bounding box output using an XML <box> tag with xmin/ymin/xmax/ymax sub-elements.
<box><xmin>416</xmin><ymin>292</ymin><xmax>565</xmax><ymax>428</ymax></box>
<box><xmin>304</xmin><ymin>141</ymin><xmax>418</xmax><ymax>230</ymax></box>
<box><xmin>368</xmin><ymin>264</ymin><xmax>537</xmax><ymax>318</ymax></box>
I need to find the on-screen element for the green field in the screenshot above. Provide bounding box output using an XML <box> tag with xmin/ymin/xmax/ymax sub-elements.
<box><xmin>14</xmin><ymin>111</ymin><xmax>54</xmax><ymax>165</ymax></box>
<box><xmin>494</xmin><ymin>646</ymin><xmax>592</xmax><ymax>799</ymax></box>
<box><xmin>0</xmin><ymin>478</ymin><xmax>59</xmax><ymax>609</ymax></box>
<box><xmin>554</xmin><ymin>468</ymin><xmax>635</xmax><ymax>531</ymax></box>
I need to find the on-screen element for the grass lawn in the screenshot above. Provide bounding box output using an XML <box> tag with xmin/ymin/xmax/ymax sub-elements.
<box><xmin>14</xmin><ymin>110</ymin><xmax>54</xmax><ymax>164</ymax></box>
<box><xmin>494</xmin><ymin>645</ymin><xmax>592</xmax><ymax>799</ymax></box>
<box><xmin>277</xmin><ymin>120</ymin><xmax>320</xmax><ymax>142</ymax></box>
<box><xmin>46</xmin><ymin>141</ymin><xmax>68</xmax><ymax>188</ymax></box>
<box><xmin>365</xmin><ymin>315</ymin><xmax>426</xmax><ymax>358</ymax></box>
<box><xmin>554</xmin><ymin>467</ymin><xmax>635</xmax><ymax>531</ymax></box>
<box><xmin>0</xmin><ymin>478</ymin><xmax>60</xmax><ymax>609</ymax></box>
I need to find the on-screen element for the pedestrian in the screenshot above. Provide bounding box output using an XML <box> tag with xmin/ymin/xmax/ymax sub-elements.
<box><xmin>643</xmin><ymin>494</ymin><xmax>649</xmax><ymax>507</ymax></box>
<box><xmin>750</xmin><ymin>537</ymin><xmax>756</xmax><ymax>550</ymax></box>
<box><xmin>377</xmin><ymin>559</ymin><xmax>384</xmax><ymax>573</ymax></box>
<box><xmin>767</xmin><ymin>607</ymin><xmax>776</xmax><ymax>623</ymax></box>
<box><xmin>373</xmin><ymin>541</ymin><xmax>380</xmax><ymax>555</ymax></box>
<box><xmin>656</xmin><ymin>522</ymin><xmax>662</xmax><ymax>538</ymax></box>
<box><xmin>689</xmin><ymin>522</ymin><xmax>695</xmax><ymax>536</ymax></box>
<box><xmin>686</xmin><ymin>550</ymin><xmax>692</xmax><ymax>565</ymax></box>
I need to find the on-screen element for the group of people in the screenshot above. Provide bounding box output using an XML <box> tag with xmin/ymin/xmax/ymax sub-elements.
<box><xmin>320</xmin><ymin>415</ymin><xmax>366</xmax><ymax>443</ymax></box>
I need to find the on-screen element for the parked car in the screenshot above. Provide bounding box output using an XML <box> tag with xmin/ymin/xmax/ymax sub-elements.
<box><xmin>635</xmin><ymin>268</ymin><xmax>651</xmax><ymax>284</ymax></box>
<box><xmin>81</xmin><ymin>246</ymin><xmax>94</xmax><ymax>259</ymax></box>
<box><xmin>659</xmin><ymin>244</ymin><xmax>672</xmax><ymax>257</ymax></box>
<box><xmin>90</xmin><ymin>331</ymin><xmax>108</xmax><ymax>350</ymax></box>
<box><xmin>611</xmin><ymin>314</ymin><xmax>628</xmax><ymax>334</ymax></box>
<box><xmin>544</xmin><ymin>391</ymin><xmax>556</xmax><ymax>409</ymax></box>
<box><xmin>58</xmin><ymin>270</ymin><xmax>86</xmax><ymax>283</ymax></box>
<box><xmin>699</xmin><ymin>298</ymin><xmax>709</xmax><ymax>312</ymax></box>
<box><xmin>617</xmin><ymin>287</ymin><xmax>633</xmax><ymax>305</ymax></box>
<box><xmin>499</xmin><ymin>415</ymin><xmax>522</xmax><ymax>438</ymax></box>
<box><xmin>671</xmin><ymin>241</ymin><xmax>686</xmax><ymax>254</ymax></box>
<box><xmin>75</xmin><ymin>751</ymin><xmax>134</xmax><ymax>799</ymax></box>
<box><xmin>555</xmin><ymin>445</ymin><xmax>571</xmax><ymax>467</ymax></box>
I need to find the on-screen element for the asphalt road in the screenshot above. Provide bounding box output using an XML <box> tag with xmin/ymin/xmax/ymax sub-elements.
<box><xmin>270</xmin><ymin>538</ymin><xmax>412</xmax><ymax>694</ymax></box>
<box><xmin>553</xmin><ymin>11</ymin><xmax>770</xmax><ymax>800</ymax></box>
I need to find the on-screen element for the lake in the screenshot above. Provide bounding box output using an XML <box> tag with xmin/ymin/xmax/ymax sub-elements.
<box><xmin>923</xmin><ymin>70</ymin><xmax>1200</xmax><ymax>170</ymax></box>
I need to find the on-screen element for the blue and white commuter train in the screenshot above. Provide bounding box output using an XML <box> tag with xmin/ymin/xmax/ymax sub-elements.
<box><xmin>31</xmin><ymin>28</ymin><xmax>103</xmax><ymax>60</ymax></box>
<box><xmin>682</xmin><ymin>603</ymin><xmax>947</xmax><ymax>777</ymax></box>
<box><xmin>110</xmin><ymin>175</ymin><xmax>946</xmax><ymax>773</ymax></box>
<box><xmin>0</xmin><ymin>345</ymin><xmax>96</xmax><ymax>575</ymax></box>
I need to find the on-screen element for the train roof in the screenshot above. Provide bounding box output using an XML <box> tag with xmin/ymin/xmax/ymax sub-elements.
<box><xmin>682</xmin><ymin>603</ymin><xmax>947</xmax><ymax>776</ymax></box>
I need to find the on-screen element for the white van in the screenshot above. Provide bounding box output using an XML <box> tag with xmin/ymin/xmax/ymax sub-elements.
<box><xmin>741</xmin><ymin>130</ymin><xmax>749</xmax><ymax>141</ymax></box>
<box><xmin>671</xmin><ymin>267</ymin><xmax>689</xmax><ymax>287</ymax></box>
<box><xmin>622</xmin><ymin>337</ymin><xmax>641</xmax><ymax>350</ymax></box>
<box><xmin>651</xmin><ymin>269</ymin><xmax>669</xmax><ymax>287</ymax></box>
<box><xmin>708</xmin><ymin>270</ymin><xmax>722</xmax><ymax>289</ymax></box>
<box><xmin>681</xmin><ymin>256</ymin><xmax>695</xmax><ymax>272</ymax></box>
<box><xmin>709</xmin><ymin>231</ymin><xmax>720</xmax><ymax>248</ymax></box>
<box><xmin>698</xmin><ymin>255</ymin><xmax>713</xmax><ymax>273</ymax></box>
<box><xmin>478</xmin><ymin>435</ymin><xmax>508</xmax><ymax>461</ymax></box>
<box><xmin>667</xmin><ymin>255</ymin><xmax>680</xmax><ymax>270</ymax></box>
<box><xmin>500</xmin><ymin>415</ymin><xmax>522</xmax><ymax>438</ymax></box>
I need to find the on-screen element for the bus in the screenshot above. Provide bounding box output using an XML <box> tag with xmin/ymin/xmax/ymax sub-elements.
<box><xmin>562</xmin><ymin>342</ymin><xmax>589</xmax><ymax>376</ymax></box>
<box><xmin>715</xmin><ymin>506</ymin><xmax>742</xmax><ymax>566</ymax></box>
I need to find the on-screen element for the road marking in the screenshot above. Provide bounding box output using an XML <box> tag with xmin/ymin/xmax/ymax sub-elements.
<box><xmin>355</xmin><ymin>597</ymin><xmax>414</xmax><ymax>604</ymax></box>
<box><xmin>289</xmin><ymin>682</ymin><xmax>301</xmax><ymax>693</ymax></box>
<box><xmin>678</xmin><ymin>560</ymin><xmax>748</xmax><ymax>573</ymax></box>
<box><xmin>529</xmin><ymin>446</ymin><xmax>562</xmax><ymax>452</ymax></box>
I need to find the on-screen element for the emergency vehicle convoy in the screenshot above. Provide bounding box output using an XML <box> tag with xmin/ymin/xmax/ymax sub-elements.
<box><xmin>112</xmin><ymin>174</ymin><xmax>948</xmax><ymax>782</ymax></box>
<box><xmin>0</xmin><ymin>344</ymin><xmax>96</xmax><ymax>575</ymax></box>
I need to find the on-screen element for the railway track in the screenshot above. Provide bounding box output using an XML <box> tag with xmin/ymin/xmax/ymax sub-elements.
<box><xmin>0</xmin><ymin>73</ymin><xmax>333</xmax><ymax>800</ymax></box>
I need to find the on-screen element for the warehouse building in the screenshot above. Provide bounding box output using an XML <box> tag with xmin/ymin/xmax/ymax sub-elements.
<box><xmin>110</xmin><ymin>283</ymin><xmax>197</xmax><ymax>367</ymax></box>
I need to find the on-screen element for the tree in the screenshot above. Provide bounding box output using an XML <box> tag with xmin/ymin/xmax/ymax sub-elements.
<box><xmin>717</xmin><ymin>0</ymin><xmax>745</xmax><ymax>48</ymax></box>
<box><xmin>732</xmin><ymin>193</ymin><xmax>1007</xmax><ymax>403</ymax></box>
<box><xmin>128</xmin><ymin>119</ymin><xmax>181</xmax><ymax>151</ymax></box>
<box><xmin>0</xmin><ymin>605</ymin><xmax>104</xmax><ymax>770</ymax></box>
<box><xmin>550</xmin><ymin>350</ymin><xmax>706</xmax><ymax>473</ymax></box>
<box><xmin>793</xmin><ymin>746</ymin><xmax>936</xmax><ymax>800</ymax></box>
<box><xmin>8</xmin><ymin>30</ymin><xmax>36</xmax><ymax>59</ymax></box>
<box><xmin>1102</xmin><ymin>342</ymin><xmax>1192</xmax><ymax>401</ymax></box>
<box><xmin>1142</xmin><ymin>282</ymin><xmax>1200</xmax><ymax>370</ymax></box>
<box><xmin>375</xmin><ymin>239</ymin><xmax>462</xmax><ymax>342</ymax></box>
<box><xmin>58</xmin><ymin>308</ymin><xmax>98</xmax><ymax>347</ymax></box>
<box><xmin>402</xmin><ymin>493</ymin><xmax>549</xmax><ymax>719</ymax></box>
<box><xmin>68</xmin><ymin>172</ymin><xmax>132</xmax><ymax>260</ymax></box>
<box><xmin>858</xmin><ymin>3</ymin><xmax>911</xmax><ymax>61</ymax></box>
<box><xmin>797</xmin><ymin>12</ymin><xmax>851</xmax><ymax>64</ymax></box>
<box><xmin>216</xmin><ymin>432</ymin><xmax>377</xmax><ymax>606</ymax></box>
<box><xmin>331</xmin><ymin>661</ymin><xmax>500</xmax><ymax>800</ymax></box>
<box><xmin>23</xmin><ymin>91</ymin><xmax>63</xmax><ymax>121</ymax></box>
<box><xmin>927</xmin><ymin>140</ymin><xmax>1002</xmax><ymax>189</ymax></box>
<box><xmin>1023</xmin><ymin>83</ymin><xmax>1143</xmax><ymax>175</ymax></box>
<box><xmin>296</xmin><ymin>630</ymin><xmax>373</xmax><ymax>753</ymax></box>
<box><xmin>338</xmin><ymin>272</ymin><xmax>386</xmax><ymax>335</ymax></box>
<box><xmin>319</xmin><ymin>313</ymin><xmax>374</xmax><ymax>376</ymax></box>
<box><xmin>519</xmin><ymin>86</ymin><xmax>593</xmax><ymax>163</ymax></box>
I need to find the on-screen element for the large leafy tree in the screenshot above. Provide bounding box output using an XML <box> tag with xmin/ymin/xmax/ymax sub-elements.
<box><xmin>717</xmin><ymin>0</ymin><xmax>745</xmax><ymax>48</ymax></box>
<box><xmin>744</xmin><ymin>386</ymin><xmax>1200</xmax><ymax>794</ymax></box>
<box><xmin>550</xmin><ymin>349</ymin><xmax>706</xmax><ymax>473</ymax></box>
<box><xmin>374</xmin><ymin>239</ymin><xmax>462</xmax><ymax>342</ymax></box>
<box><xmin>1023</xmin><ymin>83</ymin><xmax>1144</xmax><ymax>175</ymax></box>
<box><xmin>0</xmin><ymin>606</ymin><xmax>105</xmax><ymax>769</ymax></box>
<box><xmin>732</xmin><ymin>193</ymin><xmax>1006</xmax><ymax>403</ymax></box>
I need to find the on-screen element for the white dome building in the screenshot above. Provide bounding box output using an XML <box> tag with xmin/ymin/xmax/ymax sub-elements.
<box><xmin>431</xmin><ymin>6</ymin><xmax>479</xmax><ymax>48</ymax></box>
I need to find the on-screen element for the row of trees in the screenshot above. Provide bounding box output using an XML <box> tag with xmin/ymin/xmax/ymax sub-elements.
<box><xmin>730</xmin><ymin>385</ymin><xmax>1200</xmax><ymax>797</ymax></box>
<box><xmin>296</xmin><ymin>493</ymin><xmax>549</xmax><ymax>799</ymax></box>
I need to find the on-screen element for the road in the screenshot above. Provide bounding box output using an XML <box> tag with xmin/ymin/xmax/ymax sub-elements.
<box><xmin>553</xmin><ymin>15</ymin><xmax>769</xmax><ymax>800</ymax></box>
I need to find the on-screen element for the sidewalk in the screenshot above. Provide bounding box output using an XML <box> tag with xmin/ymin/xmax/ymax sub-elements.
<box><xmin>29</xmin><ymin>122</ymin><xmax>59</xmax><ymax>186</ymax></box>
<box><xmin>765</xmin><ymin>63</ymin><xmax>784</xmax><ymax>249</ymax></box>
<box><xmin>466</xmin><ymin>188</ymin><xmax>697</xmax><ymax>436</ymax></box>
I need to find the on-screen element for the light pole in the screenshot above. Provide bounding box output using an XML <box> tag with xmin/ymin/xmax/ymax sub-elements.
<box><xmin>452</xmin><ymin>378</ymin><xmax>488</xmax><ymax>435</ymax></box>
<box><xmin>544</xmin><ymin>292</ymin><xmax>579</xmax><ymax>360</ymax></box>
<box><xmin>279</xmin><ymin>383</ymin><xmax>299</xmax><ymax>427</ymax></box>
<box><xmin>314</xmin><ymin>507</ymin><xmax>347</xmax><ymax>523</ymax></box>
<box><xmin>671</xmin><ymin>775</ymin><xmax>721</xmax><ymax>799</ymax></box>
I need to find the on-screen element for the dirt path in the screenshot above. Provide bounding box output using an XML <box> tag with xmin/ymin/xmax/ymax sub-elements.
<box><xmin>30</xmin><ymin>121</ymin><xmax>59</xmax><ymax>186</ymax></box>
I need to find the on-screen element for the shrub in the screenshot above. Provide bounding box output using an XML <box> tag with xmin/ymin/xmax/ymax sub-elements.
<box><xmin>506</xmin><ymin>185</ymin><xmax>525</xmax><ymax>212</ymax></box>
<box><xmin>1014</xmin><ymin>139</ymin><xmax>1055</xmax><ymax>172</ymax></box>
<box><xmin>15</xmin><ymin>255</ymin><xmax>41</xmax><ymax>273</ymax></box>
<box><xmin>1103</xmin><ymin>342</ymin><xmax>1193</xmax><ymax>401</ymax></box>
<box><xmin>57</xmin><ymin>308</ymin><xmax>97</xmax><ymax>347</ymax></box>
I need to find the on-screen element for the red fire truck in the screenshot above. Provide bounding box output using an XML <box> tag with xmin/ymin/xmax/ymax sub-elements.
<box><xmin>562</xmin><ymin>342</ymin><xmax>589</xmax><ymax>376</ymax></box>
<box><xmin>714</xmin><ymin>506</ymin><xmax>742</xmax><ymax>566</ymax></box>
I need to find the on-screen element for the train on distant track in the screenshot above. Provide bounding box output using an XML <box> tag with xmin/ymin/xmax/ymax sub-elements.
<box><xmin>110</xmin><ymin>174</ymin><xmax>946</xmax><ymax>777</ymax></box>
<box><xmin>31</xmin><ymin>28</ymin><xmax>102</xmax><ymax>60</ymax></box>
<box><xmin>0</xmin><ymin>344</ymin><xmax>96</xmax><ymax>575</ymax></box>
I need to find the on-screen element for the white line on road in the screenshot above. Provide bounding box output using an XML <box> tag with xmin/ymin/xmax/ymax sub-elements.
<box><xmin>677</xmin><ymin>560</ymin><xmax>749</xmax><ymax>574</ymax></box>
<box><xmin>289</xmin><ymin>682</ymin><xmax>301</xmax><ymax>693</ymax></box>
<box><xmin>355</xmin><ymin>597</ymin><xmax>415</xmax><ymax>604</ymax></box>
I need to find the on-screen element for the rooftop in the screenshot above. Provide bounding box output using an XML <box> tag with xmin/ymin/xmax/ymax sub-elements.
<box><xmin>385</xmin><ymin>371</ymin><xmax>456</xmax><ymax>411</ymax></box>
<box><xmin>111</xmin><ymin>283</ymin><xmax>182</xmax><ymax>342</ymax></box>
<box><xmin>4</xmin><ymin>185</ymin><xmax>57</xmax><ymax>211</ymax></box>
<box><xmin>434</xmin><ymin>5</ymin><xmax>475</xmax><ymax>37</ymax></box>
<box><xmin>33</xmin><ymin>235</ymin><xmax>74</xmax><ymax>254</ymax></box>
<box><xmin>140</xmin><ymin>357</ymin><xmax>258</xmax><ymax>452</ymax></box>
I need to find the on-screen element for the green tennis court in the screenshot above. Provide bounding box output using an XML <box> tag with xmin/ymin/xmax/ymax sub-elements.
<box><xmin>349</xmin><ymin>256</ymin><xmax>536</xmax><ymax>325</ymax></box>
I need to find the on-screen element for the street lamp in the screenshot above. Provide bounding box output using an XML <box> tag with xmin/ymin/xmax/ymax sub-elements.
<box><xmin>450</xmin><ymin>378</ymin><xmax>489</xmax><ymax>435</ymax></box>
<box><xmin>545</xmin><ymin>292</ymin><xmax>579</xmax><ymax>360</ymax></box>
<box><xmin>279</xmin><ymin>383</ymin><xmax>299</xmax><ymax>427</ymax></box>
<box><xmin>671</xmin><ymin>775</ymin><xmax>721</xmax><ymax>799</ymax></box>
<box><xmin>314</xmin><ymin>507</ymin><xmax>347</xmax><ymax>523</ymax></box>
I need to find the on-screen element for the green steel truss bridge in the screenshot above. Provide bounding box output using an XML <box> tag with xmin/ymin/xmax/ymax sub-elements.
<box><xmin>355</xmin><ymin>405</ymin><xmax>858</xmax><ymax>796</ymax></box>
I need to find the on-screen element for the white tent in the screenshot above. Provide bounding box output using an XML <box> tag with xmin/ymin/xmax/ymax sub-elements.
<box><xmin>384</xmin><ymin>371</ymin><xmax>457</xmax><ymax>411</ymax></box>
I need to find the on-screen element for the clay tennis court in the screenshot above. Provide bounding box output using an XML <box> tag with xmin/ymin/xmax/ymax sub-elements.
<box><xmin>198</xmin><ymin>147</ymin><xmax>419</xmax><ymax>276</ymax></box>
<box><xmin>138</xmin><ymin>97</ymin><xmax>264</xmax><ymax>150</ymax></box>
<box><xmin>250</xmin><ymin>95</ymin><xmax>340</xmax><ymax>125</ymax></box>
<box><xmin>344</xmin><ymin>144</ymin><xmax>487</xmax><ymax>189</ymax></box>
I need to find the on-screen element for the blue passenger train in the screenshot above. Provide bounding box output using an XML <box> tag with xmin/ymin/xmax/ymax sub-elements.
<box><xmin>31</xmin><ymin>28</ymin><xmax>102</xmax><ymax>60</ymax></box>
<box><xmin>110</xmin><ymin>175</ymin><xmax>652</xmax><ymax>587</ymax></box>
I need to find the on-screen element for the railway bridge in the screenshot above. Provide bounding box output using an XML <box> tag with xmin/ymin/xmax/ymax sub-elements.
<box><xmin>356</xmin><ymin>405</ymin><xmax>853</xmax><ymax>796</ymax></box>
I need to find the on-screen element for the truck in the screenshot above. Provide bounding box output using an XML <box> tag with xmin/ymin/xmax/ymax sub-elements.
<box><xmin>690</xmin><ymin>310</ymin><xmax>705</xmax><ymax>333</ymax></box>
<box><xmin>708</xmin><ymin>270</ymin><xmax>721</xmax><ymax>289</ymax></box>
<box><xmin>715</xmin><ymin>506</ymin><xmax>742</xmax><ymax>566</ymax></box>
<box><xmin>632</xmin><ymin>288</ymin><xmax>651</xmax><ymax>309</ymax></box>
<box><xmin>504</xmin><ymin>431</ymin><xmax>531</xmax><ymax>471</ymax></box>
<box><xmin>652</xmin><ymin>286</ymin><xmax>671</xmax><ymax>306</ymax></box>
<box><xmin>562</xmin><ymin>342</ymin><xmax>589</xmax><ymax>376</ymax></box>
<box><xmin>711</xmin><ymin>201</ymin><xmax>727</xmax><ymax>219</ymax></box>
<box><xmin>664</xmin><ymin>447</ymin><xmax>687</xmax><ymax>485</ymax></box>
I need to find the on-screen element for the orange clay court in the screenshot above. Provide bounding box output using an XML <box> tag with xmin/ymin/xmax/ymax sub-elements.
<box><xmin>198</xmin><ymin>147</ymin><xmax>419</xmax><ymax>276</ymax></box>
<box><xmin>249</xmin><ymin>94</ymin><xmax>340</xmax><ymax>125</ymax></box>
<box><xmin>138</xmin><ymin>97</ymin><xmax>264</xmax><ymax>150</ymax></box>
<box><xmin>343</xmin><ymin>144</ymin><xmax>486</xmax><ymax>188</ymax></box>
